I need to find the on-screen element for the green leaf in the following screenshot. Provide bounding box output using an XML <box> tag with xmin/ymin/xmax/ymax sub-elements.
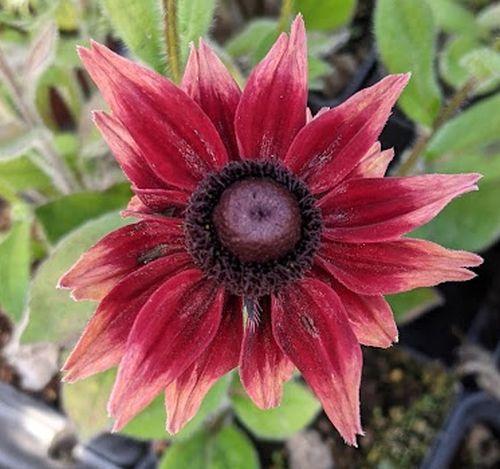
<box><xmin>232</xmin><ymin>380</ymin><xmax>320</xmax><ymax>440</ymax></box>
<box><xmin>253</xmin><ymin>29</ymin><xmax>280</xmax><ymax>64</ymax></box>
<box><xmin>426</xmin><ymin>0</ymin><xmax>479</xmax><ymax>36</ymax></box>
<box><xmin>25</xmin><ymin>21</ymin><xmax>58</xmax><ymax>85</ymax></box>
<box><xmin>36</xmin><ymin>183</ymin><xmax>131</xmax><ymax>243</ymax></box>
<box><xmin>62</xmin><ymin>368</ymin><xmax>115</xmax><ymax>439</ymax></box>
<box><xmin>308</xmin><ymin>55</ymin><xmax>332</xmax><ymax>90</ymax></box>
<box><xmin>225</xmin><ymin>19</ymin><xmax>277</xmax><ymax>59</ymax></box>
<box><xmin>23</xmin><ymin>212</ymin><xmax>129</xmax><ymax>345</ymax></box>
<box><xmin>374</xmin><ymin>0</ymin><xmax>442</xmax><ymax>127</ymax></box>
<box><xmin>477</xmin><ymin>2</ymin><xmax>500</xmax><ymax>34</ymax></box>
<box><xmin>208</xmin><ymin>425</ymin><xmax>259</xmax><ymax>469</ymax></box>
<box><xmin>440</xmin><ymin>35</ymin><xmax>479</xmax><ymax>90</ymax></box>
<box><xmin>0</xmin><ymin>219</ymin><xmax>31</xmax><ymax>321</ymax></box>
<box><xmin>160</xmin><ymin>425</ymin><xmax>259</xmax><ymax>469</ymax></box>
<box><xmin>413</xmin><ymin>176</ymin><xmax>500</xmax><ymax>252</ymax></box>
<box><xmin>161</xmin><ymin>428</ymin><xmax>207</xmax><ymax>468</ymax></box>
<box><xmin>387</xmin><ymin>288</ymin><xmax>443</xmax><ymax>325</ymax></box>
<box><xmin>425</xmin><ymin>93</ymin><xmax>500</xmax><ymax>160</ymax></box>
<box><xmin>35</xmin><ymin>66</ymin><xmax>81</xmax><ymax>131</ymax></box>
<box><xmin>418</xmin><ymin>146</ymin><xmax>500</xmax><ymax>251</ymax></box>
<box><xmin>0</xmin><ymin>154</ymin><xmax>53</xmax><ymax>193</ymax></box>
<box><xmin>296</xmin><ymin>0</ymin><xmax>357</xmax><ymax>31</ymax></box>
<box><xmin>308</xmin><ymin>29</ymin><xmax>349</xmax><ymax>56</ymax></box>
<box><xmin>461</xmin><ymin>47</ymin><xmax>500</xmax><ymax>94</ymax></box>
<box><xmin>429</xmin><ymin>151</ymin><xmax>500</xmax><ymax>182</ymax></box>
<box><xmin>55</xmin><ymin>0</ymin><xmax>80</xmax><ymax>32</ymax></box>
<box><xmin>177</xmin><ymin>0</ymin><xmax>216</xmax><ymax>65</ymax></box>
<box><xmin>100</xmin><ymin>0</ymin><xmax>164</xmax><ymax>72</ymax></box>
<box><xmin>0</xmin><ymin>127</ymin><xmax>39</xmax><ymax>161</ymax></box>
<box><xmin>122</xmin><ymin>374</ymin><xmax>232</xmax><ymax>441</ymax></box>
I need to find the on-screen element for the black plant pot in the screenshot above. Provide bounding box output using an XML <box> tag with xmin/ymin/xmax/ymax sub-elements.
<box><xmin>422</xmin><ymin>312</ymin><xmax>500</xmax><ymax>468</ymax></box>
<box><xmin>0</xmin><ymin>381</ymin><xmax>157</xmax><ymax>468</ymax></box>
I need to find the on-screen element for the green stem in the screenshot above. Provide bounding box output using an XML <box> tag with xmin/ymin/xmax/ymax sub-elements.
<box><xmin>396</xmin><ymin>78</ymin><xmax>477</xmax><ymax>176</ymax></box>
<box><xmin>278</xmin><ymin>0</ymin><xmax>294</xmax><ymax>33</ymax></box>
<box><xmin>0</xmin><ymin>47</ymin><xmax>80</xmax><ymax>195</ymax></box>
<box><xmin>163</xmin><ymin>0</ymin><xmax>181</xmax><ymax>83</ymax></box>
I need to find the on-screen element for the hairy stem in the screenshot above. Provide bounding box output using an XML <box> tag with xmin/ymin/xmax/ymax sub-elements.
<box><xmin>396</xmin><ymin>78</ymin><xmax>477</xmax><ymax>176</ymax></box>
<box><xmin>163</xmin><ymin>0</ymin><xmax>181</xmax><ymax>83</ymax></box>
<box><xmin>0</xmin><ymin>48</ymin><xmax>79</xmax><ymax>194</ymax></box>
<box><xmin>278</xmin><ymin>0</ymin><xmax>294</xmax><ymax>33</ymax></box>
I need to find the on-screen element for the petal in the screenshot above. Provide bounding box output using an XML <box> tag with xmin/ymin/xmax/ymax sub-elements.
<box><xmin>320</xmin><ymin>238</ymin><xmax>483</xmax><ymax>296</ymax></box>
<box><xmin>313</xmin><ymin>264</ymin><xmax>397</xmax><ymax>348</ymax></box>
<box><xmin>235</xmin><ymin>15</ymin><xmax>307</xmax><ymax>160</ymax></box>
<box><xmin>306</xmin><ymin>107</ymin><xmax>313</xmax><ymax>123</ymax></box>
<box><xmin>182</xmin><ymin>40</ymin><xmax>241</xmax><ymax>159</ymax></box>
<box><xmin>93</xmin><ymin>111</ymin><xmax>164</xmax><ymax>189</ymax></box>
<box><xmin>62</xmin><ymin>253</ymin><xmax>193</xmax><ymax>382</ymax></box>
<box><xmin>79</xmin><ymin>42</ymin><xmax>228</xmax><ymax>191</ymax></box>
<box><xmin>108</xmin><ymin>270</ymin><xmax>223</xmax><ymax>430</ymax></box>
<box><xmin>339</xmin><ymin>288</ymin><xmax>397</xmax><ymax>348</ymax></box>
<box><xmin>165</xmin><ymin>295</ymin><xmax>243</xmax><ymax>434</ymax></box>
<box><xmin>306</xmin><ymin>106</ymin><xmax>329</xmax><ymax>124</ymax></box>
<box><xmin>320</xmin><ymin>173</ymin><xmax>481</xmax><ymax>242</ymax></box>
<box><xmin>239</xmin><ymin>298</ymin><xmax>294</xmax><ymax>409</ymax></box>
<box><xmin>122</xmin><ymin>195</ymin><xmax>187</xmax><ymax>222</ymax></box>
<box><xmin>132</xmin><ymin>188</ymin><xmax>189</xmax><ymax>213</ymax></box>
<box><xmin>272</xmin><ymin>278</ymin><xmax>363</xmax><ymax>445</ymax></box>
<box><xmin>58</xmin><ymin>218</ymin><xmax>184</xmax><ymax>301</ymax></box>
<box><xmin>94</xmin><ymin>111</ymin><xmax>189</xmax><ymax>212</ymax></box>
<box><xmin>284</xmin><ymin>74</ymin><xmax>410</xmax><ymax>193</ymax></box>
<box><xmin>346</xmin><ymin>143</ymin><xmax>394</xmax><ymax>179</ymax></box>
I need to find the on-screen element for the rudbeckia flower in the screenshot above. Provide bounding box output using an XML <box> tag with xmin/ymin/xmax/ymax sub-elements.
<box><xmin>59</xmin><ymin>16</ymin><xmax>482</xmax><ymax>445</ymax></box>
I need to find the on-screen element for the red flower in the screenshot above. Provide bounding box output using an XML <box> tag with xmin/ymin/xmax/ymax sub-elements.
<box><xmin>60</xmin><ymin>16</ymin><xmax>482</xmax><ymax>445</ymax></box>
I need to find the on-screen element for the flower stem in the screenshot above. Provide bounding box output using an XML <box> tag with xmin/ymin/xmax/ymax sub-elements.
<box><xmin>278</xmin><ymin>0</ymin><xmax>294</xmax><ymax>33</ymax></box>
<box><xmin>396</xmin><ymin>78</ymin><xmax>477</xmax><ymax>176</ymax></box>
<box><xmin>0</xmin><ymin>47</ymin><xmax>79</xmax><ymax>194</ymax></box>
<box><xmin>163</xmin><ymin>0</ymin><xmax>181</xmax><ymax>84</ymax></box>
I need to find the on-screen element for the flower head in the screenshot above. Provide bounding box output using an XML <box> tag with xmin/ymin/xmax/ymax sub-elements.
<box><xmin>59</xmin><ymin>16</ymin><xmax>482</xmax><ymax>445</ymax></box>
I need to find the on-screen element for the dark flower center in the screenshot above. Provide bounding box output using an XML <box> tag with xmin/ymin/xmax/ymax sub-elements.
<box><xmin>184</xmin><ymin>161</ymin><xmax>322</xmax><ymax>297</ymax></box>
<box><xmin>212</xmin><ymin>178</ymin><xmax>301</xmax><ymax>263</ymax></box>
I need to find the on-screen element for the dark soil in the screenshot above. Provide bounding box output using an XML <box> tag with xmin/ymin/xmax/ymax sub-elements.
<box><xmin>254</xmin><ymin>347</ymin><xmax>456</xmax><ymax>469</ymax></box>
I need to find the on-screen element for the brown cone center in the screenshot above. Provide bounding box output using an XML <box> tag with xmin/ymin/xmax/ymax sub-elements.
<box><xmin>212</xmin><ymin>178</ymin><xmax>302</xmax><ymax>263</ymax></box>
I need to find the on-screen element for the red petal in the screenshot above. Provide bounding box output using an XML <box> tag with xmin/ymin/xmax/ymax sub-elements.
<box><xmin>320</xmin><ymin>173</ymin><xmax>481</xmax><ymax>242</ymax></box>
<box><xmin>239</xmin><ymin>298</ymin><xmax>294</xmax><ymax>409</ymax></box>
<box><xmin>79</xmin><ymin>42</ymin><xmax>228</xmax><ymax>191</ymax></box>
<box><xmin>272</xmin><ymin>278</ymin><xmax>363</xmax><ymax>445</ymax></box>
<box><xmin>235</xmin><ymin>15</ymin><xmax>307</xmax><ymax>160</ymax></box>
<box><xmin>94</xmin><ymin>112</ymin><xmax>189</xmax><ymax>211</ymax></box>
<box><xmin>306</xmin><ymin>107</ymin><xmax>313</xmax><ymax>123</ymax></box>
<box><xmin>182</xmin><ymin>40</ymin><xmax>241</xmax><ymax>160</ymax></box>
<box><xmin>313</xmin><ymin>264</ymin><xmax>397</xmax><ymax>348</ymax></box>
<box><xmin>58</xmin><ymin>218</ymin><xmax>184</xmax><ymax>301</ymax></box>
<box><xmin>346</xmin><ymin>143</ymin><xmax>394</xmax><ymax>179</ymax></box>
<box><xmin>320</xmin><ymin>238</ymin><xmax>483</xmax><ymax>296</ymax></box>
<box><xmin>108</xmin><ymin>270</ymin><xmax>223</xmax><ymax>430</ymax></box>
<box><xmin>132</xmin><ymin>188</ymin><xmax>189</xmax><ymax>213</ymax></box>
<box><xmin>62</xmin><ymin>253</ymin><xmax>193</xmax><ymax>382</ymax></box>
<box><xmin>284</xmin><ymin>74</ymin><xmax>410</xmax><ymax>193</ymax></box>
<box><xmin>93</xmin><ymin>111</ymin><xmax>163</xmax><ymax>189</ymax></box>
<box><xmin>165</xmin><ymin>295</ymin><xmax>243</xmax><ymax>434</ymax></box>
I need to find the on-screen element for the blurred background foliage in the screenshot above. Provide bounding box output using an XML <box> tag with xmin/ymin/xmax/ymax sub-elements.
<box><xmin>0</xmin><ymin>0</ymin><xmax>498</xmax><ymax>467</ymax></box>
